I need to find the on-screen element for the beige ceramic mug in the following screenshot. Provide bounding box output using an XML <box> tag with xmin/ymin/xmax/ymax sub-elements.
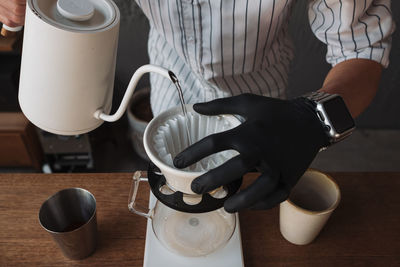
<box><xmin>279</xmin><ymin>169</ymin><xmax>341</xmax><ymax>245</ymax></box>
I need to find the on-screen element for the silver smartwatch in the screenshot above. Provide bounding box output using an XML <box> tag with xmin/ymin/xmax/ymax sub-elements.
<box><xmin>303</xmin><ymin>91</ymin><xmax>355</xmax><ymax>146</ymax></box>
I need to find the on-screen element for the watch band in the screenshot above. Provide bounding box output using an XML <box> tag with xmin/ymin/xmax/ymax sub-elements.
<box><xmin>303</xmin><ymin>91</ymin><xmax>336</xmax><ymax>103</ymax></box>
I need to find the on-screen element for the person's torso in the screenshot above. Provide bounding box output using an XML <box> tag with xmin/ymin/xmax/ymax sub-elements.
<box><xmin>136</xmin><ymin>0</ymin><xmax>294</xmax><ymax>115</ymax></box>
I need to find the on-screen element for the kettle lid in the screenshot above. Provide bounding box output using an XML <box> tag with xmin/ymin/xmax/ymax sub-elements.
<box><xmin>30</xmin><ymin>0</ymin><xmax>118</xmax><ymax>32</ymax></box>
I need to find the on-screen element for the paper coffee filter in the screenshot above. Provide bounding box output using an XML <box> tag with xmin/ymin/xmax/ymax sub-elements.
<box><xmin>152</xmin><ymin>109</ymin><xmax>239</xmax><ymax>172</ymax></box>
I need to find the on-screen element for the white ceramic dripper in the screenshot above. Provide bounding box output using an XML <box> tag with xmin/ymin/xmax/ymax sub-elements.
<box><xmin>143</xmin><ymin>104</ymin><xmax>241</xmax><ymax>194</ymax></box>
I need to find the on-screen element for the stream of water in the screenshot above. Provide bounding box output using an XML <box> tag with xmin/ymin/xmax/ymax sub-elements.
<box><xmin>169</xmin><ymin>71</ymin><xmax>193</xmax><ymax>147</ymax></box>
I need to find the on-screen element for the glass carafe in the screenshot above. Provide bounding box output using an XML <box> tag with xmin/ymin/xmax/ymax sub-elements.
<box><xmin>128</xmin><ymin>172</ymin><xmax>236</xmax><ymax>257</ymax></box>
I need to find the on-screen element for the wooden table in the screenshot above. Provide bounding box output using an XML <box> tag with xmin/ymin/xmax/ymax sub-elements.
<box><xmin>1</xmin><ymin>172</ymin><xmax>399</xmax><ymax>266</ymax></box>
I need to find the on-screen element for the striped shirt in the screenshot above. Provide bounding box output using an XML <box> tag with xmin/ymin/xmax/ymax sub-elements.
<box><xmin>135</xmin><ymin>0</ymin><xmax>395</xmax><ymax>116</ymax></box>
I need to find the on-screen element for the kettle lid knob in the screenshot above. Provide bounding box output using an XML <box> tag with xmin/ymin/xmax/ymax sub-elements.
<box><xmin>57</xmin><ymin>0</ymin><xmax>95</xmax><ymax>22</ymax></box>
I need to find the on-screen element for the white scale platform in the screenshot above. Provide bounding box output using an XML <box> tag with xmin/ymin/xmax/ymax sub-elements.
<box><xmin>144</xmin><ymin>192</ymin><xmax>244</xmax><ymax>267</ymax></box>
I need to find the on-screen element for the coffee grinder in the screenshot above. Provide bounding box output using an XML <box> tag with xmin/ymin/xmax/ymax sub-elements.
<box><xmin>128</xmin><ymin>105</ymin><xmax>245</xmax><ymax>266</ymax></box>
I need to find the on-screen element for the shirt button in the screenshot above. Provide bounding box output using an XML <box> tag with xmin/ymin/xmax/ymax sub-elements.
<box><xmin>187</xmin><ymin>36</ymin><xmax>194</xmax><ymax>42</ymax></box>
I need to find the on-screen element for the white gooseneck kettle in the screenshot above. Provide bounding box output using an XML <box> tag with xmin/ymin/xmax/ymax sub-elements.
<box><xmin>18</xmin><ymin>0</ymin><xmax>173</xmax><ymax>135</ymax></box>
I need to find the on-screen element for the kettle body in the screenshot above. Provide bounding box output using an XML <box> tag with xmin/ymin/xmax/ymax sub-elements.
<box><xmin>19</xmin><ymin>0</ymin><xmax>120</xmax><ymax>135</ymax></box>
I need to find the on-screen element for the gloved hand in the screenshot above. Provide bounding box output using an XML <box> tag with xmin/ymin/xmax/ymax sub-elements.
<box><xmin>173</xmin><ymin>93</ymin><xmax>330</xmax><ymax>213</ymax></box>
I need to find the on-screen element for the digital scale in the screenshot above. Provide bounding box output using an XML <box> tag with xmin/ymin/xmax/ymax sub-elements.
<box><xmin>143</xmin><ymin>192</ymin><xmax>244</xmax><ymax>267</ymax></box>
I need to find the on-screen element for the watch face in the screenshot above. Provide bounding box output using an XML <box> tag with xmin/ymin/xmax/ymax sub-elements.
<box><xmin>323</xmin><ymin>97</ymin><xmax>355</xmax><ymax>134</ymax></box>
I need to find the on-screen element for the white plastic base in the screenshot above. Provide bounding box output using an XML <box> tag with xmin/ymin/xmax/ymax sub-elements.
<box><xmin>144</xmin><ymin>192</ymin><xmax>244</xmax><ymax>267</ymax></box>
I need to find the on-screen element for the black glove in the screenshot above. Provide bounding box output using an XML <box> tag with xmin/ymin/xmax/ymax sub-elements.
<box><xmin>173</xmin><ymin>93</ymin><xmax>330</xmax><ymax>213</ymax></box>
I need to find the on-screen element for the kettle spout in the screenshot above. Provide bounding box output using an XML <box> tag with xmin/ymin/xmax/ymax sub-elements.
<box><xmin>94</xmin><ymin>64</ymin><xmax>173</xmax><ymax>122</ymax></box>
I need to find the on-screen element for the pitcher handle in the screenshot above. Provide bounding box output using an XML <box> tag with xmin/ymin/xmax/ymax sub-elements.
<box><xmin>128</xmin><ymin>171</ymin><xmax>152</xmax><ymax>219</ymax></box>
<box><xmin>94</xmin><ymin>64</ymin><xmax>174</xmax><ymax>122</ymax></box>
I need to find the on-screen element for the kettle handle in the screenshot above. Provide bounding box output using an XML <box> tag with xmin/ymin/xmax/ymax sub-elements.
<box><xmin>1</xmin><ymin>25</ymin><xmax>23</xmax><ymax>37</ymax></box>
<box><xmin>128</xmin><ymin>171</ymin><xmax>153</xmax><ymax>219</ymax></box>
<box><xmin>94</xmin><ymin>64</ymin><xmax>174</xmax><ymax>122</ymax></box>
